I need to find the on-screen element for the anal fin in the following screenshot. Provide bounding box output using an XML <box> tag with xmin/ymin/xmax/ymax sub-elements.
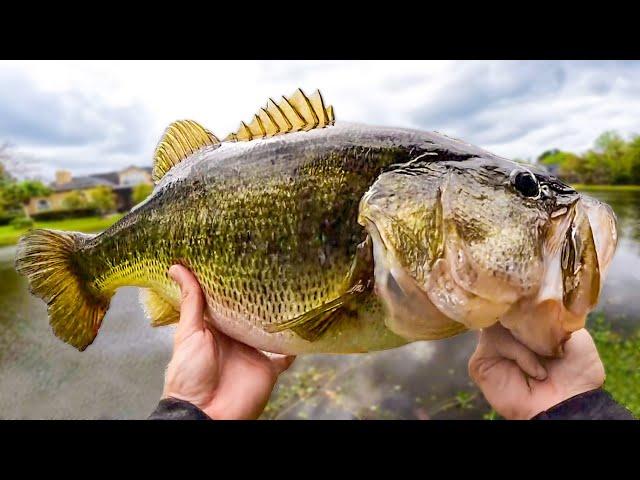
<box><xmin>139</xmin><ymin>289</ymin><xmax>180</xmax><ymax>327</ymax></box>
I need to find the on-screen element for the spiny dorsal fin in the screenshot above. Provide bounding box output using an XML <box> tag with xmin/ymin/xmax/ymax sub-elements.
<box><xmin>225</xmin><ymin>88</ymin><xmax>335</xmax><ymax>142</ymax></box>
<box><xmin>152</xmin><ymin>120</ymin><xmax>220</xmax><ymax>183</ymax></box>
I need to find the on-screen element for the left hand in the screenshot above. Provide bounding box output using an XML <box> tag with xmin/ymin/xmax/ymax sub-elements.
<box><xmin>162</xmin><ymin>265</ymin><xmax>296</xmax><ymax>420</ymax></box>
<box><xmin>468</xmin><ymin>323</ymin><xmax>605</xmax><ymax>419</ymax></box>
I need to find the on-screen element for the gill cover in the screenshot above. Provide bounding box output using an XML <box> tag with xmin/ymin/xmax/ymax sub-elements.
<box><xmin>358</xmin><ymin>163</ymin><xmax>470</xmax><ymax>340</ymax></box>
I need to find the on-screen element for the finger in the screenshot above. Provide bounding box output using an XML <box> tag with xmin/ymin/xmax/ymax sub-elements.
<box><xmin>264</xmin><ymin>352</ymin><xmax>296</xmax><ymax>375</ymax></box>
<box><xmin>494</xmin><ymin>330</ymin><xmax>547</xmax><ymax>380</ymax></box>
<box><xmin>563</xmin><ymin>328</ymin><xmax>595</xmax><ymax>356</ymax></box>
<box><xmin>169</xmin><ymin>265</ymin><xmax>205</xmax><ymax>342</ymax></box>
<box><xmin>467</xmin><ymin>326</ymin><xmax>499</xmax><ymax>379</ymax></box>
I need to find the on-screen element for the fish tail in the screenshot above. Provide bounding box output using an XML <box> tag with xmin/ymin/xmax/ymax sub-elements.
<box><xmin>14</xmin><ymin>229</ymin><xmax>112</xmax><ymax>351</ymax></box>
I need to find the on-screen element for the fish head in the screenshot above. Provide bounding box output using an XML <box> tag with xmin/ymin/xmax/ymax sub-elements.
<box><xmin>359</xmin><ymin>156</ymin><xmax>617</xmax><ymax>357</ymax></box>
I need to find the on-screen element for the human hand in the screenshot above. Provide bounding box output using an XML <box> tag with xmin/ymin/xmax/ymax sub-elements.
<box><xmin>162</xmin><ymin>265</ymin><xmax>296</xmax><ymax>420</ymax></box>
<box><xmin>468</xmin><ymin>323</ymin><xmax>605</xmax><ymax>419</ymax></box>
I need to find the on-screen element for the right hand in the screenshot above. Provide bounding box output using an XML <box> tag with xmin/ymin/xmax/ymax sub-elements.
<box><xmin>468</xmin><ymin>323</ymin><xmax>605</xmax><ymax>419</ymax></box>
<box><xmin>162</xmin><ymin>265</ymin><xmax>296</xmax><ymax>420</ymax></box>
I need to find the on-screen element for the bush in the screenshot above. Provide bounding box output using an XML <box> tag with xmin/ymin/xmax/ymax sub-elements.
<box><xmin>9</xmin><ymin>216</ymin><xmax>34</xmax><ymax>229</ymax></box>
<box><xmin>30</xmin><ymin>207</ymin><xmax>99</xmax><ymax>221</ymax></box>
<box><xmin>0</xmin><ymin>212</ymin><xmax>20</xmax><ymax>226</ymax></box>
<box><xmin>132</xmin><ymin>183</ymin><xmax>153</xmax><ymax>204</ymax></box>
<box><xmin>88</xmin><ymin>186</ymin><xmax>116</xmax><ymax>215</ymax></box>
<box><xmin>62</xmin><ymin>190</ymin><xmax>89</xmax><ymax>210</ymax></box>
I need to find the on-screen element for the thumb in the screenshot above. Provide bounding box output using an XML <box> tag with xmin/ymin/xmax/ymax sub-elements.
<box><xmin>169</xmin><ymin>265</ymin><xmax>205</xmax><ymax>343</ymax></box>
<box><xmin>265</xmin><ymin>352</ymin><xmax>296</xmax><ymax>375</ymax></box>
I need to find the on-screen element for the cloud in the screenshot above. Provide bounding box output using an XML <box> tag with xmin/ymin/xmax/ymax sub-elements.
<box><xmin>1</xmin><ymin>60</ymin><xmax>640</xmax><ymax>178</ymax></box>
<box><xmin>0</xmin><ymin>67</ymin><xmax>153</xmax><ymax>178</ymax></box>
<box><xmin>402</xmin><ymin>61</ymin><xmax>640</xmax><ymax>160</ymax></box>
<box><xmin>410</xmin><ymin>62</ymin><xmax>566</xmax><ymax>128</ymax></box>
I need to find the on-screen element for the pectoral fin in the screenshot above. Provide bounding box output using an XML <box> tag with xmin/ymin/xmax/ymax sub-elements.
<box><xmin>270</xmin><ymin>296</ymin><xmax>352</xmax><ymax>342</ymax></box>
<box><xmin>140</xmin><ymin>289</ymin><xmax>180</xmax><ymax>327</ymax></box>
<box><xmin>266</xmin><ymin>236</ymin><xmax>374</xmax><ymax>342</ymax></box>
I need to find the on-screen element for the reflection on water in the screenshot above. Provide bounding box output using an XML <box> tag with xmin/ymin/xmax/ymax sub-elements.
<box><xmin>0</xmin><ymin>265</ymin><xmax>172</xmax><ymax>419</ymax></box>
<box><xmin>582</xmin><ymin>191</ymin><xmax>640</xmax><ymax>329</ymax></box>
<box><xmin>0</xmin><ymin>190</ymin><xmax>638</xmax><ymax>419</ymax></box>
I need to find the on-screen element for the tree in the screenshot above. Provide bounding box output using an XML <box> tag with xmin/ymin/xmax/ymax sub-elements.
<box><xmin>538</xmin><ymin>150</ymin><xmax>567</xmax><ymax>166</ymax></box>
<box><xmin>533</xmin><ymin>131</ymin><xmax>640</xmax><ymax>186</ymax></box>
<box><xmin>4</xmin><ymin>180</ymin><xmax>51</xmax><ymax>219</ymax></box>
<box><xmin>536</xmin><ymin>150</ymin><xmax>582</xmax><ymax>183</ymax></box>
<box><xmin>537</xmin><ymin>149</ymin><xmax>560</xmax><ymax>164</ymax></box>
<box><xmin>132</xmin><ymin>183</ymin><xmax>153</xmax><ymax>204</ymax></box>
<box><xmin>594</xmin><ymin>131</ymin><xmax>629</xmax><ymax>184</ymax></box>
<box><xmin>88</xmin><ymin>186</ymin><xmax>116</xmax><ymax>215</ymax></box>
<box><xmin>625</xmin><ymin>135</ymin><xmax>640</xmax><ymax>184</ymax></box>
<box><xmin>595</xmin><ymin>131</ymin><xmax>626</xmax><ymax>155</ymax></box>
<box><xmin>62</xmin><ymin>190</ymin><xmax>89</xmax><ymax>210</ymax></box>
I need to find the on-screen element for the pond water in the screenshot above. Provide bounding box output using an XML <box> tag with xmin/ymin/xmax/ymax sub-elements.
<box><xmin>0</xmin><ymin>190</ymin><xmax>638</xmax><ymax>419</ymax></box>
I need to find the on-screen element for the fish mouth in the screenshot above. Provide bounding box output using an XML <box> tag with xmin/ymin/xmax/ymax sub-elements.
<box><xmin>580</xmin><ymin>195</ymin><xmax>618</xmax><ymax>278</ymax></box>
<box><xmin>361</xmin><ymin>195</ymin><xmax>617</xmax><ymax>356</ymax></box>
<box><xmin>500</xmin><ymin>197</ymin><xmax>618</xmax><ymax>357</ymax></box>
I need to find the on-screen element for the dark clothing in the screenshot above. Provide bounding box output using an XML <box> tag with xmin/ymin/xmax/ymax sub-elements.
<box><xmin>148</xmin><ymin>397</ymin><xmax>213</xmax><ymax>420</ymax></box>
<box><xmin>149</xmin><ymin>388</ymin><xmax>636</xmax><ymax>420</ymax></box>
<box><xmin>532</xmin><ymin>388</ymin><xmax>635</xmax><ymax>420</ymax></box>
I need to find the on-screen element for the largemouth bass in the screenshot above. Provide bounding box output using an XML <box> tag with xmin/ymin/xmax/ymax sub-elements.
<box><xmin>15</xmin><ymin>89</ymin><xmax>618</xmax><ymax>357</ymax></box>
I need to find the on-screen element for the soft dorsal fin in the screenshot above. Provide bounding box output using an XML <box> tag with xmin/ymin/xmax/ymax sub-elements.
<box><xmin>152</xmin><ymin>120</ymin><xmax>220</xmax><ymax>183</ymax></box>
<box><xmin>225</xmin><ymin>88</ymin><xmax>335</xmax><ymax>142</ymax></box>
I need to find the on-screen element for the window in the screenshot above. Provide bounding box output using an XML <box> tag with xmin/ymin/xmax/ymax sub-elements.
<box><xmin>37</xmin><ymin>199</ymin><xmax>50</xmax><ymax>211</ymax></box>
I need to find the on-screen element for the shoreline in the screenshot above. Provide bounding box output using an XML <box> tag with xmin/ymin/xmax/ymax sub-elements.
<box><xmin>0</xmin><ymin>214</ymin><xmax>123</xmax><ymax>247</ymax></box>
<box><xmin>572</xmin><ymin>184</ymin><xmax>640</xmax><ymax>192</ymax></box>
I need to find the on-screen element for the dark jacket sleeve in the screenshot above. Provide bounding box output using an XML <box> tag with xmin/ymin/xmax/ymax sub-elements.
<box><xmin>148</xmin><ymin>397</ymin><xmax>213</xmax><ymax>420</ymax></box>
<box><xmin>532</xmin><ymin>388</ymin><xmax>636</xmax><ymax>420</ymax></box>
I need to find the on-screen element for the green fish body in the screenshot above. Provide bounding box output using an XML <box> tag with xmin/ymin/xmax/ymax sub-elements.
<box><xmin>15</xmin><ymin>90</ymin><xmax>618</xmax><ymax>356</ymax></box>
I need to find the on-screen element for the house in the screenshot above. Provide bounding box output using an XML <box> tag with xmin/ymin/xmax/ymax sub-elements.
<box><xmin>27</xmin><ymin>166</ymin><xmax>153</xmax><ymax>216</ymax></box>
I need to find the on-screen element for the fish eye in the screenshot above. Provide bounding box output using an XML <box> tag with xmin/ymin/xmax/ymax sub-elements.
<box><xmin>512</xmin><ymin>171</ymin><xmax>540</xmax><ymax>198</ymax></box>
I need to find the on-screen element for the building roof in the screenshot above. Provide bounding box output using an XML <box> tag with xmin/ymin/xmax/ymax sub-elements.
<box><xmin>91</xmin><ymin>166</ymin><xmax>153</xmax><ymax>185</ymax></box>
<box><xmin>52</xmin><ymin>176</ymin><xmax>116</xmax><ymax>192</ymax></box>
<box><xmin>92</xmin><ymin>172</ymin><xmax>120</xmax><ymax>184</ymax></box>
<box><xmin>51</xmin><ymin>166</ymin><xmax>152</xmax><ymax>192</ymax></box>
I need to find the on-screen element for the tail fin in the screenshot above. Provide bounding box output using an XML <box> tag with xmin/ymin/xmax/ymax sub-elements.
<box><xmin>14</xmin><ymin>229</ymin><xmax>112</xmax><ymax>351</ymax></box>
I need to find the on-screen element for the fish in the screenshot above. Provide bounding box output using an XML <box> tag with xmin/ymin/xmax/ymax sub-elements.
<box><xmin>14</xmin><ymin>88</ymin><xmax>618</xmax><ymax>357</ymax></box>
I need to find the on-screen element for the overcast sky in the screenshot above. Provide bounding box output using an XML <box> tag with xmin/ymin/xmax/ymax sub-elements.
<box><xmin>1</xmin><ymin>60</ymin><xmax>639</xmax><ymax>180</ymax></box>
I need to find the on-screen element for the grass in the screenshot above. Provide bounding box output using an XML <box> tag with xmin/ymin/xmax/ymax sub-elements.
<box><xmin>0</xmin><ymin>214</ymin><xmax>124</xmax><ymax>247</ymax></box>
<box><xmin>589</xmin><ymin>314</ymin><xmax>640</xmax><ymax>417</ymax></box>
<box><xmin>572</xmin><ymin>184</ymin><xmax>640</xmax><ymax>192</ymax></box>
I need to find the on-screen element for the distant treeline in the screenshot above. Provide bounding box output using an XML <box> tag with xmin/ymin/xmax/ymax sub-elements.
<box><xmin>536</xmin><ymin>131</ymin><xmax>640</xmax><ymax>185</ymax></box>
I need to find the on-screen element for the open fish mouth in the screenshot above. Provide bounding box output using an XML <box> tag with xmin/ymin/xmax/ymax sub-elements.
<box><xmin>500</xmin><ymin>197</ymin><xmax>617</xmax><ymax>357</ymax></box>
<box><xmin>364</xmin><ymin>195</ymin><xmax>618</xmax><ymax>358</ymax></box>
